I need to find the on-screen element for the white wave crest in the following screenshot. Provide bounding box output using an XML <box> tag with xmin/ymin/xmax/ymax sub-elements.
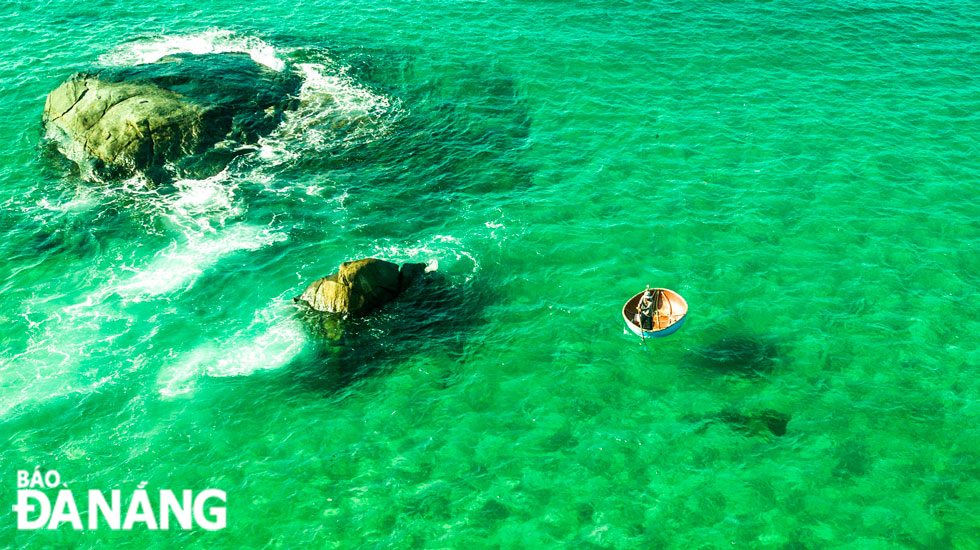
<box><xmin>369</xmin><ymin>234</ymin><xmax>480</xmax><ymax>279</ymax></box>
<box><xmin>99</xmin><ymin>29</ymin><xmax>286</xmax><ymax>71</ymax></box>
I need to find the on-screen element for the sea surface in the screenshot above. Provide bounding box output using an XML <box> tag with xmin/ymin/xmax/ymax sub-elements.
<box><xmin>1</xmin><ymin>1</ymin><xmax>979</xmax><ymax>548</ymax></box>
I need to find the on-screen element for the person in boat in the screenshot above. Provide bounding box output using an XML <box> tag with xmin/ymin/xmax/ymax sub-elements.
<box><xmin>637</xmin><ymin>290</ymin><xmax>655</xmax><ymax>330</ymax></box>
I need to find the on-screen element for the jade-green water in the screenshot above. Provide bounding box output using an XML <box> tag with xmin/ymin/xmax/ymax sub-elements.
<box><xmin>2</xmin><ymin>1</ymin><xmax>980</xmax><ymax>548</ymax></box>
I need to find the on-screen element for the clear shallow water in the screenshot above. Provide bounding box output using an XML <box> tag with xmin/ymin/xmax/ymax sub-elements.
<box><xmin>1</xmin><ymin>1</ymin><xmax>979</xmax><ymax>548</ymax></box>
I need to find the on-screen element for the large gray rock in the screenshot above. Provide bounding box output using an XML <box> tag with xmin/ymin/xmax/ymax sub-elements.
<box><xmin>295</xmin><ymin>258</ymin><xmax>428</xmax><ymax>317</ymax></box>
<box><xmin>43</xmin><ymin>53</ymin><xmax>301</xmax><ymax>182</ymax></box>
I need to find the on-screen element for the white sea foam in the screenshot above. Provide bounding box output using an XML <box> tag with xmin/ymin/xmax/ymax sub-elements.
<box><xmin>114</xmin><ymin>224</ymin><xmax>287</xmax><ymax>300</ymax></box>
<box><xmin>3</xmin><ymin>213</ymin><xmax>292</xmax><ymax>410</ymax></box>
<box><xmin>97</xmin><ymin>30</ymin><xmax>399</xmax><ymax>152</ymax></box>
<box><xmin>170</xmin><ymin>173</ymin><xmax>239</xmax><ymax>217</ymax></box>
<box><xmin>159</xmin><ymin>171</ymin><xmax>242</xmax><ymax>235</ymax></box>
<box><xmin>0</xmin><ymin>172</ymin><xmax>254</xmax><ymax>413</ymax></box>
<box><xmin>255</xmin><ymin>61</ymin><xmax>400</xmax><ymax>169</ymax></box>
<box><xmin>0</xmin><ymin>302</ymin><xmax>142</xmax><ymax>418</ymax></box>
<box><xmin>370</xmin><ymin>234</ymin><xmax>480</xmax><ymax>279</ymax></box>
<box><xmin>293</xmin><ymin>62</ymin><xmax>395</xmax><ymax>142</ymax></box>
<box><xmin>157</xmin><ymin>298</ymin><xmax>308</xmax><ymax>397</ymax></box>
<box><xmin>35</xmin><ymin>187</ymin><xmax>99</xmax><ymax>215</ymax></box>
<box><xmin>99</xmin><ymin>29</ymin><xmax>286</xmax><ymax>71</ymax></box>
<box><xmin>56</xmin><ymin>168</ymin><xmax>285</xmax><ymax>304</ymax></box>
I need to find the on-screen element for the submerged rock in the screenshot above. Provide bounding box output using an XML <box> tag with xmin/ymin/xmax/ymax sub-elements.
<box><xmin>294</xmin><ymin>258</ymin><xmax>429</xmax><ymax>317</ymax></box>
<box><xmin>479</xmin><ymin>500</ymin><xmax>510</xmax><ymax>521</ymax></box>
<box><xmin>43</xmin><ymin>52</ymin><xmax>301</xmax><ymax>182</ymax></box>
<box><xmin>685</xmin><ymin>408</ymin><xmax>791</xmax><ymax>438</ymax></box>
<box><xmin>686</xmin><ymin>335</ymin><xmax>780</xmax><ymax>377</ymax></box>
<box><xmin>717</xmin><ymin>408</ymin><xmax>791</xmax><ymax>438</ymax></box>
<box><xmin>398</xmin><ymin>262</ymin><xmax>427</xmax><ymax>292</ymax></box>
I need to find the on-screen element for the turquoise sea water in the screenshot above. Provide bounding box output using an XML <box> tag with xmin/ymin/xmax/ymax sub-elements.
<box><xmin>2</xmin><ymin>0</ymin><xmax>980</xmax><ymax>548</ymax></box>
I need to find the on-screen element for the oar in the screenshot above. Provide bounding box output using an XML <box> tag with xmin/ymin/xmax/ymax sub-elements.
<box><xmin>638</xmin><ymin>291</ymin><xmax>648</xmax><ymax>351</ymax></box>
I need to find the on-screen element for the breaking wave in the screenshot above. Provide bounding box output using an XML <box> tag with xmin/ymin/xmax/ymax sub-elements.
<box><xmin>99</xmin><ymin>29</ymin><xmax>400</xmax><ymax>168</ymax></box>
<box><xmin>99</xmin><ymin>29</ymin><xmax>287</xmax><ymax>71</ymax></box>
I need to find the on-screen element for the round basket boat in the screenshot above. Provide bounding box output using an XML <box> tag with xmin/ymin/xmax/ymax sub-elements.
<box><xmin>622</xmin><ymin>288</ymin><xmax>688</xmax><ymax>338</ymax></box>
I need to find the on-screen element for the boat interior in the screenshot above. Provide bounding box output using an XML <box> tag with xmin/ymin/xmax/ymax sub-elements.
<box><xmin>624</xmin><ymin>289</ymin><xmax>687</xmax><ymax>331</ymax></box>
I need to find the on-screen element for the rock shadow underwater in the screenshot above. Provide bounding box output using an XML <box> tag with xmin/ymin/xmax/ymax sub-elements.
<box><xmin>287</xmin><ymin>269</ymin><xmax>498</xmax><ymax>394</ymax></box>
<box><xmin>270</xmin><ymin>45</ymin><xmax>535</xmax><ymax>210</ymax></box>
<box><xmin>684</xmin><ymin>334</ymin><xmax>786</xmax><ymax>378</ymax></box>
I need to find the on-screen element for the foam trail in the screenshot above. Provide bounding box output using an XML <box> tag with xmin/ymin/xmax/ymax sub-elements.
<box><xmin>2</xmin><ymin>170</ymin><xmax>287</xmax><ymax>412</ymax></box>
<box><xmin>292</xmin><ymin>62</ymin><xmax>395</xmax><ymax>141</ymax></box>
<box><xmin>57</xmin><ymin>169</ymin><xmax>285</xmax><ymax>304</ymax></box>
<box><xmin>0</xmin><ymin>302</ymin><xmax>141</xmax><ymax>418</ymax></box>
<box><xmin>157</xmin><ymin>299</ymin><xmax>308</xmax><ymax>397</ymax></box>
<box><xmin>114</xmin><ymin>224</ymin><xmax>287</xmax><ymax>300</ymax></box>
<box><xmin>34</xmin><ymin>187</ymin><xmax>99</xmax><ymax>216</ymax></box>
